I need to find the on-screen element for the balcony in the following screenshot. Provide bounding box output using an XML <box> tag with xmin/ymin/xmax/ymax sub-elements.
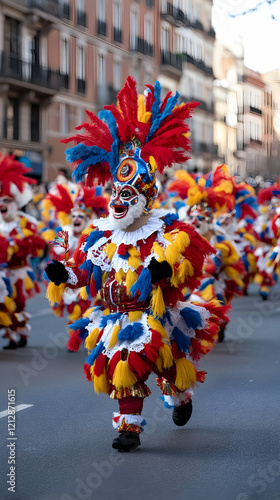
<box><xmin>61</xmin><ymin>73</ymin><xmax>69</xmax><ymax>89</ymax></box>
<box><xmin>161</xmin><ymin>51</ymin><xmax>182</xmax><ymax>75</ymax></box>
<box><xmin>29</xmin><ymin>0</ymin><xmax>59</xmax><ymax>17</ymax></box>
<box><xmin>208</xmin><ymin>27</ymin><xmax>216</xmax><ymax>39</ymax></box>
<box><xmin>131</xmin><ymin>38</ymin><xmax>154</xmax><ymax>57</ymax></box>
<box><xmin>77</xmin><ymin>78</ymin><xmax>86</xmax><ymax>94</ymax></box>
<box><xmin>185</xmin><ymin>53</ymin><xmax>214</xmax><ymax>77</ymax></box>
<box><xmin>60</xmin><ymin>2</ymin><xmax>70</xmax><ymax>20</ymax></box>
<box><xmin>146</xmin><ymin>0</ymin><xmax>155</xmax><ymax>6</ymax></box>
<box><xmin>161</xmin><ymin>2</ymin><xmax>187</xmax><ymax>26</ymax></box>
<box><xmin>97</xmin><ymin>20</ymin><xmax>107</xmax><ymax>36</ymax></box>
<box><xmin>250</xmin><ymin>105</ymin><xmax>262</xmax><ymax>115</ymax></box>
<box><xmin>0</xmin><ymin>52</ymin><xmax>62</xmax><ymax>96</ymax></box>
<box><xmin>113</xmin><ymin>27</ymin><xmax>122</xmax><ymax>43</ymax></box>
<box><xmin>190</xmin><ymin>19</ymin><xmax>204</xmax><ymax>31</ymax></box>
<box><xmin>77</xmin><ymin>10</ymin><xmax>86</xmax><ymax>28</ymax></box>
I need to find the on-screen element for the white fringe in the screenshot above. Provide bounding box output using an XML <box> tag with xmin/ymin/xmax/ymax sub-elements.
<box><xmin>112</xmin><ymin>412</ymin><xmax>145</xmax><ymax>429</ymax></box>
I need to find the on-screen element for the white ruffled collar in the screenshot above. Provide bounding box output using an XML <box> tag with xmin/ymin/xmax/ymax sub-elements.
<box><xmin>94</xmin><ymin>209</ymin><xmax>169</xmax><ymax>245</ymax></box>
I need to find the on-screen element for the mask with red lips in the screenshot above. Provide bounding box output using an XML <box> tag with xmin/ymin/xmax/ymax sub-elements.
<box><xmin>108</xmin><ymin>140</ymin><xmax>158</xmax><ymax>230</ymax></box>
<box><xmin>0</xmin><ymin>196</ymin><xmax>18</xmax><ymax>223</ymax></box>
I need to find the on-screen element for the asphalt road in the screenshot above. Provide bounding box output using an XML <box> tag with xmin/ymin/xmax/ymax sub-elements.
<box><xmin>0</xmin><ymin>284</ymin><xmax>280</xmax><ymax>500</ymax></box>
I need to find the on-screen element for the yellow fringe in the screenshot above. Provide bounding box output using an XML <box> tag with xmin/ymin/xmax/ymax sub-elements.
<box><xmin>159</xmin><ymin>343</ymin><xmax>173</xmax><ymax>369</ymax></box>
<box><xmin>4</xmin><ymin>296</ymin><xmax>16</xmax><ymax>313</ymax></box>
<box><xmin>0</xmin><ymin>311</ymin><xmax>12</xmax><ymax>326</ymax></box>
<box><xmin>94</xmin><ymin>372</ymin><xmax>109</xmax><ymax>394</ymax></box>
<box><xmin>46</xmin><ymin>282</ymin><xmax>66</xmax><ymax>306</ymax></box>
<box><xmin>152</xmin><ymin>242</ymin><xmax>165</xmax><ymax>262</ymax></box>
<box><xmin>108</xmin><ymin>324</ymin><xmax>120</xmax><ymax>349</ymax></box>
<box><xmin>85</xmin><ymin>328</ymin><xmax>100</xmax><ymax>350</ymax></box>
<box><xmin>126</xmin><ymin>269</ymin><xmax>138</xmax><ymax>295</ymax></box>
<box><xmin>174</xmin><ymin>231</ymin><xmax>190</xmax><ymax>252</ymax></box>
<box><xmin>177</xmin><ymin>259</ymin><xmax>194</xmax><ymax>282</ymax></box>
<box><xmin>22</xmin><ymin>229</ymin><xmax>33</xmax><ymax>237</ymax></box>
<box><xmin>151</xmin><ymin>287</ymin><xmax>165</xmax><ymax>317</ymax></box>
<box><xmin>83</xmin><ymin>307</ymin><xmax>95</xmax><ymax>318</ymax></box>
<box><xmin>80</xmin><ymin>287</ymin><xmax>88</xmax><ymax>300</ymax></box>
<box><xmin>115</xmin><ymin>269</ymin><xmax>125</xmax><ymax>283</ymax></box>
<box><xmin>224</xmin><ymin>266</ymin><xmax>244</xmax><ymax>287</ymax></box>
<box><xmin>68</xmin><ymin>304</ymin><xmax>81</xmax><ymax>321</ymax></box>
<box><xmin>147</xmin><ymin>316</ymin><xmax>169</xmax><ymax>340</ymax></box>
<box><xmin>166</xmin><ymin>244</ymin><xmax>181</xmax><ymax>266</ymax></box>
<box><xmin>175</xmin><ymin>357</ymin><xmax>197</xmax><ymax>391</ymax></box>
<box><xmin>112</xmin><ymin>360</ymin><xmax>137</xmax><ymax>389</ymax></box>
<box><xmin>128</xmin><ymin>311</ymin><xmax>143</xmax><ymax>322</ymax></box>
<box><xmin>127</xmin><ymin>255</ymin><xmax>140</xmax><ymax>270</ymax></box>
<box><xmin>106</xmin><ymin>242</ymin><xmax>117</xmax><ymax>261</ymax></box>
<box><xmin>24</xmin><ymin>276</ymin><xmax>34</xmax><ymax>291</ymax></box>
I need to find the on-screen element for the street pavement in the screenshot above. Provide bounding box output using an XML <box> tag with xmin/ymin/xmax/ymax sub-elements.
<box><xmin>0</xmin><ymin>284</ymin><xmax>280</xmax><ymax>500</ymax></box>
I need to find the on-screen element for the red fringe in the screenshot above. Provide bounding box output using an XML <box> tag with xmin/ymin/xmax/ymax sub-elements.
<box><xmin>190</xmin><ymin>338</ymin><xmax>206</xmax><ymax>361</ymax></box>
<box><xmin>143</xmin><ymin>344</ymin><xmax>159</xmax><ymax>363</ymax></box>
<box><xmin>83</xmin><ymin>363</ymin><xmax>92</xmax><ymax>381</ymax></box>
<box><xmin>93</xmin><ymin>353</ymin><xmax>106</xmax><ymax>377</ymax></box>
<box><xmin>128</xmin><ymin>351</ymin><xmax>151</xmax><ymax>379</ymax></box>
<box><xmin>67</xmin><ymin>331</ymin><xmax>83</xmax><ymax>352</ymax></box>
<box><xmin>108</xmin><ymin>351</ymin><xmax>121</xmax><ymax>379</ymax></box>
<box><xmin>171</xmin><ymin>341</ymin><xmax>186</xmax><ymax>359</ymax></box>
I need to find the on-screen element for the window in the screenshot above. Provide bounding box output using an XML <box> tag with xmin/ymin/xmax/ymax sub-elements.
<box><xmin>98</xmin><ymin>53</ymin><xmax>106</xmax><ymax>86</ymax></box>
<box><xmin>77</xmin><ymin>107</ymin><xmax>85</xmax><ymax>125</ymax></box>
<box><xmin>61</xmin><ymin>37</ymin><xmax>69</xmax><ymax>88</ymax></box>
<box><xmin>113</xmin><ymin>0</ymin><xmax>121</xmax><ymax>29</ymax></box>
<box><xmin>130</xmin><ymin>7</ymin><xmax>138</xmax><ymax>50</ymax></box>
<box><xmin>98</xmin><ymin>0</ymin><xmax>106</xmax><ymax>21</ymax></box>
<box><xmin>77</xmin><ymin>44</ymin><xmax>85</xmax><ymax>80</ymax></box>
<box><xmin>144</xmin><ymin>14</ymin><xmax>152</xmax><ymax>45</ymax></box>
<box><xmin>3</xmin><ymin>98</ymin><xmax>19</xmax><ymax>140</ymax></box>
<box><xmin>31</xmin><ymin>103</ymin><xmax>40</xmax><ymax>142</ymax></box>
<box><xmin>61</xmin><ymin>103</ymin><xmax>69</xmax><ymax>134</ymax></box>
<box><xmin>161</xmin><ymin>26</ymin><xmax>169</xmax><ymax>52</ymax></box>
<box><xmin>113</xmin><ymin>59</ymin><xmax>121</xmax><ymax>91</ymax></box>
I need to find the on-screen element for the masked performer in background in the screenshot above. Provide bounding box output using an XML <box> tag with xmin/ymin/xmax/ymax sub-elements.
<box><xmin>0</xmin><ymin>154</ymin><xmax>45</xmax><ymax>349</ymax></box>
<box><xmin>45</xmin><ymin>77</ymin><xmax>229</xmax><ymax>451</ymax></box>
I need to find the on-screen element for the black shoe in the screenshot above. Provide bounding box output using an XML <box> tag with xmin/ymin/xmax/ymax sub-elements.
<box><xmin>16</xmin><ymin>337</ymin><xmax>27</xmax><ymax>348</ymax></box>
<box><xmin>172</xmin><ymin>400</ymin><xmax>192</xmax><ymax>426</ymax></box>
<box><xmin>112</xmin><ymin>431</ymin><xmax>141</xmax><ymax>452</ymax></box>
<box><xmin>3</xmin><ymin>340</ymin><xmax>17</xmax><ymax>350</ymax></box>
<box><xmin>218</xmin><ymin>327</ymin><xmax>225</xmax><ymax>343</ymax></box>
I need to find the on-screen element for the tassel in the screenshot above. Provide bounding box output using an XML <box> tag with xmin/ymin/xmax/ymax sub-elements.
<box><xmin>46</xmin><ymin>282</ymin><xmax>66</xmax><ymax>306</ymax></box>
<box><xmin>68</xmin><ymin>304</ymin><xmax>81</xmax><ymax>321</ymax></box>
<box><xmin>128</xmin><ymin>311</ymin><xmax>143</xmax><ymax>322</ymax></box>
<box><xmin>106</xmin><ymin>242</ymin><xmax>117</xmax><ymax>261</ymax></box>
<box><xmin>80</xmin><ymin>287</ymin><xmax>88</xmax><ymax>300</ymax></box>
<box><xmin>152</xmin><ymin>242</ymin><xmax>165</xmax><ymax>261</ymax></box>
<box><xmin>150</xmin><ymin>286</ymin><xmax>165</xmax><ymax>317</ymax></box>
<box><xmin>177</xmin><ymin>259</ymin><xmax>194</xmax><ymax>282</ymax></box>
<box><xmin>174</xmin><ymin>231</ymin><xmax>190</xmax><ymax>252</ymax></box>
<box><xmin>24</xmin><ymin>275</ymin><xmax>34</xmax><ymax>291</ymax></box>
<box><xmin>127</xmin><ymin>247</ymin><xmax>141</xmax><ymax>269</ymax></box>
<box><xmin>190</xmin><ymin>338</ymin><xmax>206</xmax><ymax>361</ymax></box>
<box><xmin>159</xmin><ymin>343</ymin><xmax>173</xmax><ymax>369</ymax></box>
<box><xmin>108</xmin><ymin>351</ymin><xmax>121</xmax><ymax>379</ymax></box>
<box><xmin>144</xmin><ymin>344</ymin><xmax>159</xmax><ymax>363</ymax></box>
<box><xmin>147</xmin><ymin>316</ymin><xmax>169</xmax><ymax>340</ymax></box>
<box><xmin>0</xmin><ymin>311</ymin><xmax>12</xmax><ymax>326</ymax></box>
<box><xmin>85</xmin><ymin>327</ymin><xmax>100</xmax><ymax>350</ymax></box>
<box><xmin>94</xmin><ymin>373</ymin><xmax>109</xmax><ymax>394</ymax></box>
<box><xmin>126</xmin><ymin>269</ymin><xmax>138</xmax><ymax>295</ymax></box>
<box><xmin>175</xmin><ymin>357</ymin><xmax>197</xmax><ymax>391</ymax></box>
<box><xmin>108</xmin><ymin>324</ymin><xmax>120</xmax><ymax>349</ymax></box>
<box><xmin>172</xmin><ymin>326</ymin><xmax>191</xmax><ymax>353</ymax></box>
<box><xmin>165</xmin><ymin>244</ymin><xmax>181</xmax><ymax>266</ymax></box>
<box><xmin>112</xmin><ymin>360</ymin><xmax>137</xmax><ymax>389</ymax></box>
<box><xmin>151</xmin><ymin>330</ymin><xmax>163</xmax><ymax>350</ymax></box>
<box><xmin>67</xmin><ymin>331</ymin><xmax>83</xmax><ymax>352</ymax></box>
<box><xmin>115</xmin><ymin>269</ymin><xmax>125</xmax><ymax>283</ymax></box>
<box><xmin>128</xmin><ymin>352</ymin><xmax>151</xmax><ymax>379</ymax></box>
<box><xmin>83</xmin><ymin>363</ymin><xmax>92</xmax><ymax>381</ymax></box>
<box><xmin>4</xmin><ymin>296</ymin><xmax>16</xmax><ymax>313</ymax></box>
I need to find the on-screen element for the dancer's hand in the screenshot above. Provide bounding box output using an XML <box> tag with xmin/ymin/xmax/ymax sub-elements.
<box><xmin>45</xmin><ymin>260</ymin><xmax>69</xmax><ymax>286</ymax></box>
<box><xmin>148</xmin><ymin>258</ymin><xmax>172</xmax><ymax>284</ymax></box>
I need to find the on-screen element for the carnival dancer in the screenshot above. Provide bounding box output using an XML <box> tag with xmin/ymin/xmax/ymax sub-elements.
<box><xmin>44</xmin><ymin>183</ymin><xmax>108</xmax><ymax>322</ymax></box>
<box><xmin>45</xmin><ymin>77</ymin><xmax>229</xmax><ymax>451</ymax></box>
<box><xmin>253</xmin><ymin>181</ymin><xmax>280</xmax><ymax>299</ymax></box>
<box><xmin>0</xmin><ymin>154</ymin><xmax>45</xmax><ymax>349</ymax></box>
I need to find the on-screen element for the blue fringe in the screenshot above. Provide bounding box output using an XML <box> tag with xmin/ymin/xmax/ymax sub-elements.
<box><xmin>172</xmin><ymin>326</ymin><xmax>191</xmax><ymax>352</ymax></box>
<box><xmin>80</xmin><ymin>259</ymin><xmax>94</xmax><ymax>278</ymax></box>
<box><xmin>162</xmin><ymin>213</ymin><xmax>179</xmax><ymax>226</ymax></box>
<box><xmin>100</xmin><ymin>312</ymin><xmax>122</xmax><ymax>328</ymax></box>
<box><xmin>65</xmin><ymin>144</ymin><xmax>113</xmax><ymax>182</ymax></box>
<box><xmin>84</xmin><ymin>230</ymin><xmax>105</xmax><ymax>252</ymax></box>
<box><xmin>86</xmin><ymin>341</ymin><xmax>104</xmax><ymax>366</ymax></box>
<box><xmin>180</xmin><ymin>307</ymin><xmax>202</xmax><ymax>330</ymax></box>
<box><xmin>68</xmin><ymin>317</ymin><xmax>90</xmax><ymax>331</ymax></box>
<box><xmin>130</xmin><ymin>268</ymin><xmax>152</xmax><ymax>301</ymax></box>
<box><xmin>3</xmin><ymin>277</ymin><xmax>12</xmax><ymax>296</ymax></box>
<box><xmin>118</xmin><ymin>323</ymin><xmax>144</xmax><ymax>342</ymax></box>
<box><xmin>93</xmin><ymin>265</ymin><xmax>102</xmax><ymax>292</ymax></box>
<box><xmin>199</xmin><ymin>278</ymin><xmax>215</xmax><ymax>291</ymax></box>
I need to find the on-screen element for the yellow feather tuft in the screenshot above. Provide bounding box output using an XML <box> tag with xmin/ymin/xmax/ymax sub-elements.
<box><xmin>24</xmin><ymin>276</ymin><xmax>34</xmax><ymax>291</ymax></box>
<box><xmin>200</xmin><ymin>284</ymin><xmax>215</xmax><ymax>302</ymax></box>
<box><xmin>151</xmin><ymin>287</ymin><xmax>166</xmax><ymax>317</ymax></box>
<box><xmin>85</xmin><ymin>328</ymin><xmax>100</xmax><ymax>350</ymax></box>
<box><xmin>197</xmin><ymin>177</ymin><xmax>206</xmax><ymax>187</ymax></box>
<box><xmin>177</xmin><ymin>259</ymin><xmax>194</xmax><ymax>282</ymax></box>
<box><xmin>22</xmin><ymin>229</ymin><xmax>34</xmax><ymax>237</ymax></box>
<box><xmin>175</xmin><ymin>357</ymin><xmax>197</xmax><ymax>391</ymax></box>
<box><xmin>68</xmin><ymin>304</ymin><xmax>81</xmax><ymax>321</ymax></box>
<box><xmin>127</xmin><ymin>255</ymin><xmax>140</xmax><ymax>270</ymax></box>
<box><xmin>58</xmin><ymin>212</ymin><xmax>71</xmax><ymax>226</ymax></box>
<box><xmin>115</xmin><ymin>269</ymin><xmax>125</xmax><ymax>283</ymax></box>
<box><xmin>103</xmin><ymin>308</ymin><xmax>110</xmax><ymax>316</ymax></box>
<box><xmin>46</xmin><ymin>282</ymin><xmax>66</xmax><ymax>306</ymax></box>
<box><xmin>174</xmin><ymin>231</ymin><xmax>190</xmax><ymax>252</ymax></box>
<box><xmin>0</xmin><ymin>311</ymin><xmax>12</xmax><ymax>326</ymax></box>
<box><xmin>166</xmin><ymin>244</ymin><xmax>181</xmax><ymax>266</ymax></box>
<box><xmin>149</xmin><ymin>156</ymin><xmax>157</xmax><ymax>173</ymax></box>
<box><xmin>94</xmin><ymin>372</ymin><xmax>109</xmax><ymax>394</ymax></box>
<box><xmin>152</xmin><ymin>242</ymin><xmax>165</xmax><ymax>262</ymax></box>
<box><xmin>128</xmin><ymin>311</ymin><xmax>143</xmax><ymax>322</ymax></box>
<box><xmin>112</xmin><ymin>360</ymin><xmax>137</xmax><ymax>389</ymax></box>
<box><xmin>83</xmin><ymin>307</ymin><xmax>95</xmax><ymax>318</ymax></box>
<box><xmin>106</xmin><ymin>242</ymin><xmax>117</xmax><ymax>261</ymax></box>
<box><xmin>214</xmin><ymin>179</ymin><xmax>233</xmax><ymax>194</ymax></box>
<box><xmin>4</xmin><ymin>296</ymin><xmax>16</xmax><ymax>313</ymax></box>
<box><xmin>42</xmin><ymin>229</ymin><xmax>56</xmax><ymax>243</ymax></box>
<box><xmin>108</xmin><ymin>324</ymin><xmax>120</xmax><ymax>349</ymax></box>
<box><xmin>224</xmin><ymin>266</ymin><xmax>244</xmax><ymax>287</ymax></box>
<box><xmin>175</xmin><ymin>169</ymin><xmax>195</xmax><ymax>185</ymax></box>
<box><xmin>126</xmin><ymin>269</ymin><xmax>138</xmax><ymax>295</ymax></box>
<box><xmin>159</xmin><ymin>343</ymin><xmax>173</xmax><ymax>369</ymax></box>
<box><xmin>147</xmin><ymin>316</ymin><xmax>169</xmax><ymax>340</ymax></box>
<box><xmin>80</xmin><ymin>286</ymin><xmax>88</xmax><ymax>300</ymax></box>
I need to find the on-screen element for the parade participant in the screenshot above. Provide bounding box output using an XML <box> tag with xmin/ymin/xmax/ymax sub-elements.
<box><xmin>45</xmin><ymin>77</ymin><xmax>229</xmax><ymax>451</ymax></box>
<box><xmin>44</xmin><ymin>184</ymin><xmax>108</xmax><ymax>322</ymax></box>
<box><xmin>253</xmin><ymin>181</ymin><xmax>280</xmax><ymax>299</ymax></box>
<box><xmin>0</xmin><ymin>154</ymin><xmax>45</xmax><ymax>349</ymax></box>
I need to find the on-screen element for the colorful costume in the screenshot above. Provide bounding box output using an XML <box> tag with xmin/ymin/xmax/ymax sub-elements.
<box><xmin>45</xmin><ymin>77</ymin><xmax>228</xmax><ymax>451</ymax></box>
<box><xmin>0</xmin><ymin>154</ymin><xmax>45</xmax><ymax>349</ymax></box>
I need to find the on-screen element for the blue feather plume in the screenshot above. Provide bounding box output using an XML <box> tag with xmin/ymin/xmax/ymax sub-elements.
<box><xmin>86</xmin><ymin>341</ymin><xmax>104</xmax><ymax>366</ymax></box>
<box><xmin>130</xmin><ymin>268</ymin><xmax>152</xmax><ymax>301</ymax></box>
<box><xmin>180</xmin><ymin>307</ymin><xmax>202</xmax><ymax>330</ymax></box>
<box><xmin>118</xmin><ymin>323</ymin><xmax>144</xmax><ymax>342</ymax></box>
<box><xmin>172</xmin><ymin>326</ymin><xmax>191</xmax><ymax>352</ymax></box>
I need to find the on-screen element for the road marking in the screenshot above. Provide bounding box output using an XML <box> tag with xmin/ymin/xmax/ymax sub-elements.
<box><xmin>0</xmin><ymin>404</ymin><xmax>33</xmax><ymax>419</ymax></box>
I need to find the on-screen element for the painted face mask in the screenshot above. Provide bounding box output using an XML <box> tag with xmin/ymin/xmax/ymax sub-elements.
<box><xmin>188</xmin><ymin>204</ymin><xmax>212</xmax><ymax>236</ymax></box>
<box><xmin>109</xmin><ymin>140</ymin><xmax>158</xmax><ymax>229</ymax></box>
<box><xmin>0</xmin><ymin>196</ymin><xmax>18</xmax><ymax>223</ymax></box>
<box><xmin>71</xmin><ymin>209</ymin><xmax>88</xmax><ymax>235</ymax></box>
